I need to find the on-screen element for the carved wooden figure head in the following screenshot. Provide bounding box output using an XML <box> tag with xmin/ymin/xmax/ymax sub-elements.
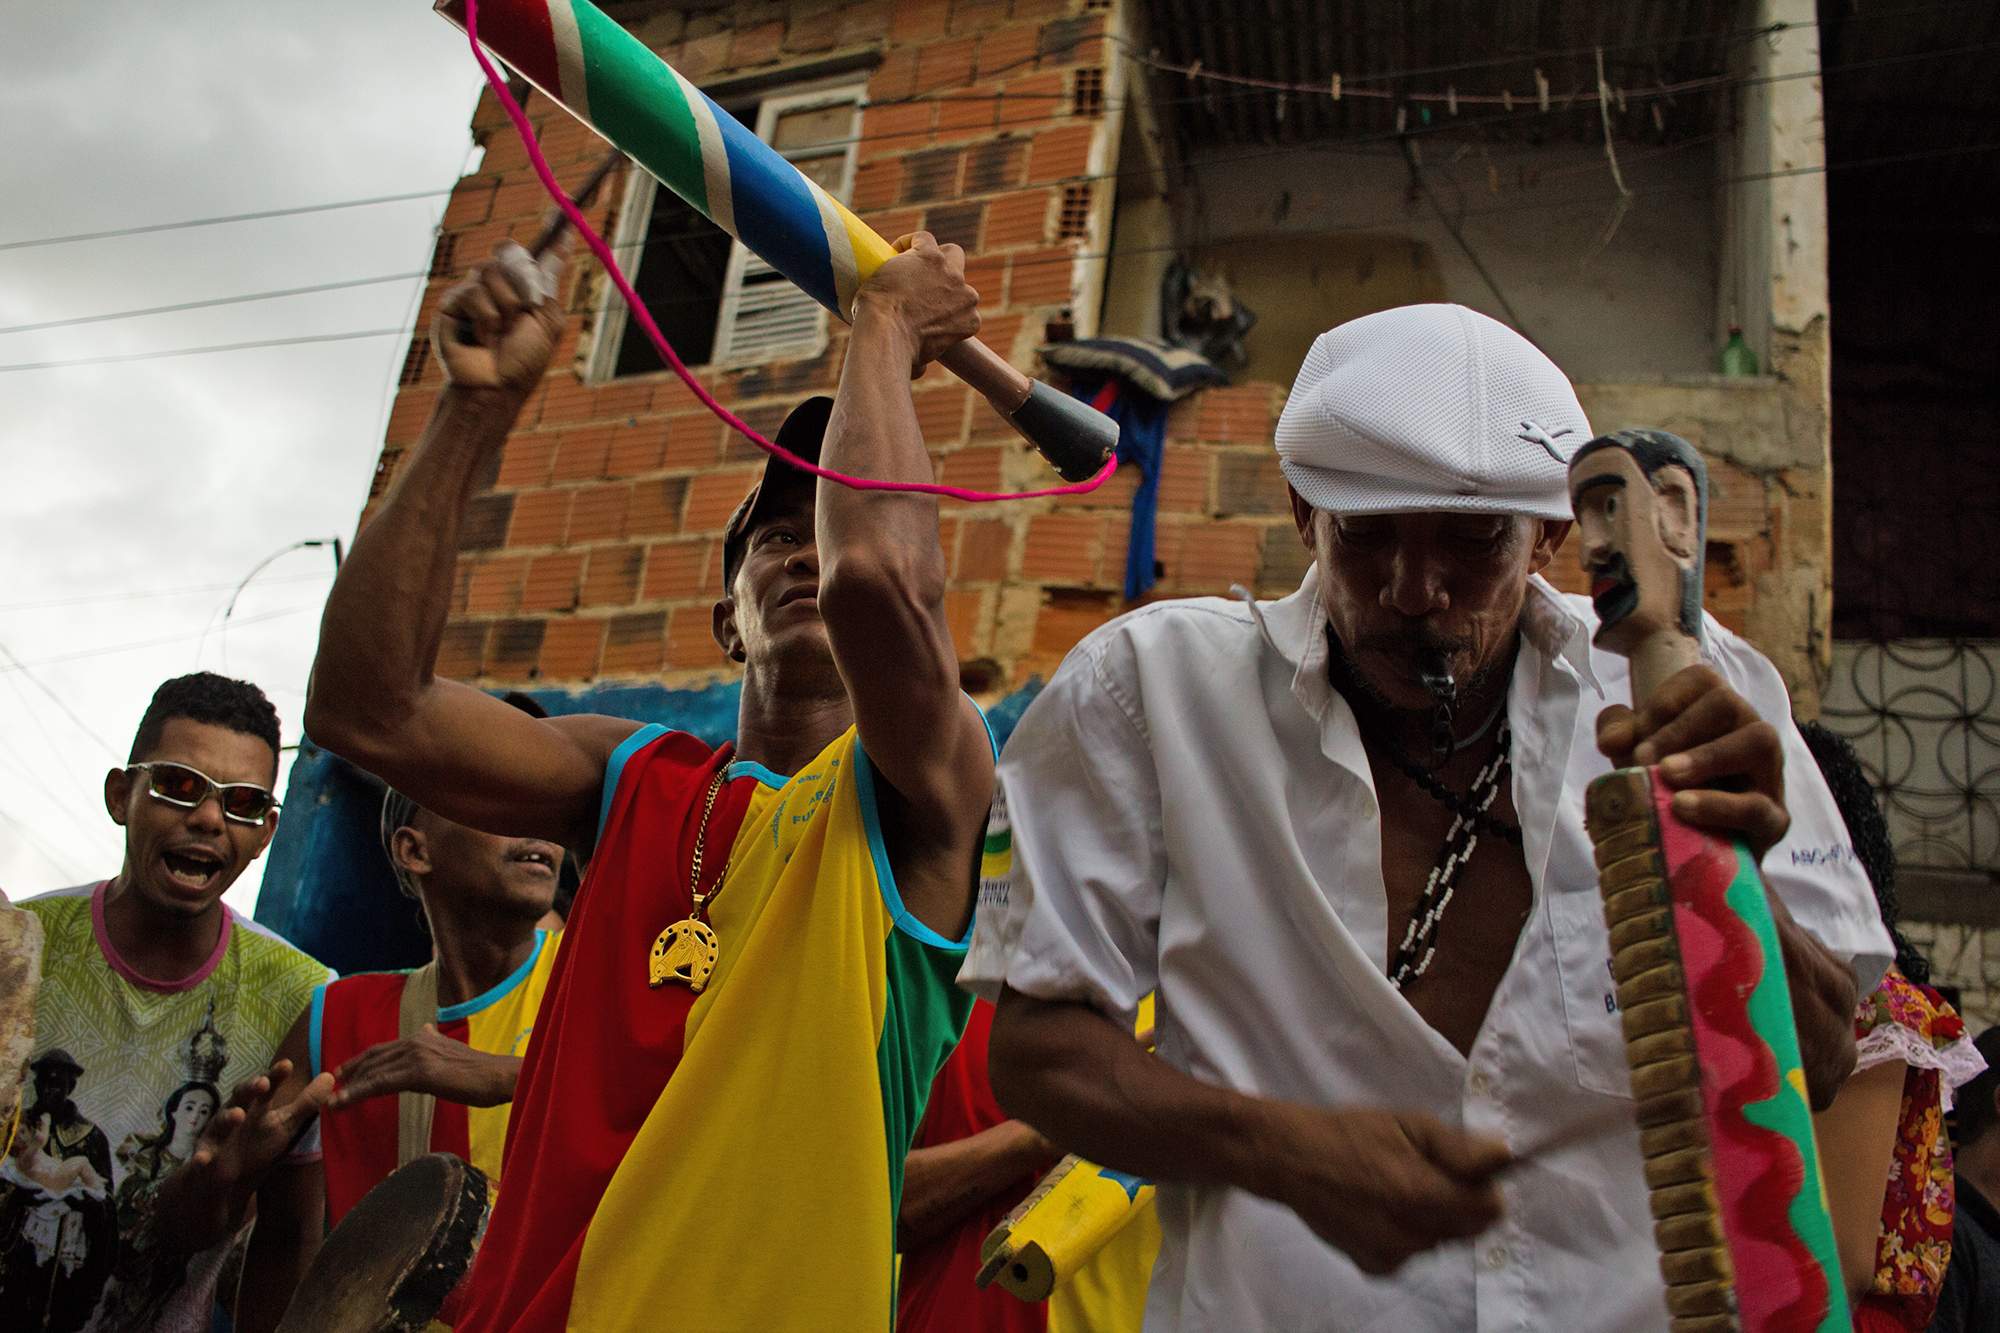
<box><xmin>1567</xmin><ymin>430</ymin><xmax>1709</xmax><ymax>691</ymax></box>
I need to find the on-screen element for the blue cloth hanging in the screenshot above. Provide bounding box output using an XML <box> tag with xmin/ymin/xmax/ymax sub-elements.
<box><xmin>1070</xmin><ymin>375</ymin><xmax>1169</xmax><ymax>601</ymax></box>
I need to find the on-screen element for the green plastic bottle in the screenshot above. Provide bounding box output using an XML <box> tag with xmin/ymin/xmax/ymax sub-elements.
<box><xmin>1720</xmin><ymin>325</ymin><xmax>1758</xmax><ymax>376</ymax></box>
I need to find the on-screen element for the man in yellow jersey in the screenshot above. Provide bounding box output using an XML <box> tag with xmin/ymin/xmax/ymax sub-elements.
<box><xmin>289</xmin><ymin>737</ymin><xmax>566</xmax><ymax>1229</ymax></box>
<box><xmin>300</xmin><ymin>232</ymin><xmax>995</xmax><ymax>1330</ymax></box>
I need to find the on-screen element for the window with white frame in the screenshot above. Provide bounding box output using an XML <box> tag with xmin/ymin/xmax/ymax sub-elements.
<box><xmin>594</xmin><ymin>80</ymin><xmax>864</xmax><ymax>379</ymax></box>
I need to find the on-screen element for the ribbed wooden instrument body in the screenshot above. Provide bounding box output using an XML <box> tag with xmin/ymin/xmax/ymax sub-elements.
<box><xmin>1584</xmin><ymin>768</ymin><xmax>1848</xmax><ymax>1333</ymax></box>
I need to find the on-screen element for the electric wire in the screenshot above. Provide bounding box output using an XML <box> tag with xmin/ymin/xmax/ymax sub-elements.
<box><xmin>4</xmin><ymin>136</ymin><xmax>1992</xmax><ymax>374</ymax></box>
<box><xmin>0</xmin><ymin>642</ymin><xmax>123</xmax><ymax>759</ymax></box>
<box><xmin>0</xmin><ymin>572</ymin><xmax>331</xmax><ymax>613</ymax></box>
<box><xmin>0</xmin><ymin>329</ymin><xmax>405</xmax><ymax>374</ymax></box>
<box><xmin>0</xmin><ymin>272</ymin><xmax>428</xmax><ymax>337</ymax></box>
<box><xmin>0</xmin><ymin>0</ymin><xmax>1978</xmax><ymax>253</ymax></box>
<box><xmin>0</xmin><ymin>188</ymin><xmax>455</xmax><ymax>253</ymax></box>
<box><xmin>0</xmin><ymin>605</ymin><xmax>323</xmax><ymax>673</ymax></box>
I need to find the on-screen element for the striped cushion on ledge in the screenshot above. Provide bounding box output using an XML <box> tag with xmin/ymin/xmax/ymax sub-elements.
<box><xmin>1038</xmin><ymin>337</ymin><xmax>1228</xmax><ymax>403</ymax></box>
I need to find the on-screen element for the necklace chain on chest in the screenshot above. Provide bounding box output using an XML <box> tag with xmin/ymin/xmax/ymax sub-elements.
<box><xmin>646</xmin><ymin>766</ymin><xmax>733</xmax><ymax>993</ymax></box>
<box><xmin>1388</xmin><ymin>721</ymin><xmax>1515</xmax><ymax>990</ymax></box>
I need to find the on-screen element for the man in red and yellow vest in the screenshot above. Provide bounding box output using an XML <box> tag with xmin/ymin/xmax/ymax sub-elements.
<box><xmin>302</xmin><ymin>232</ymin><xmax>996</xmax><ymax>1330</ymax></box>
<box><xmin>297</xmin><ymin>766</ymin><xmax>565</xmax><ymax>1225</ymax></box>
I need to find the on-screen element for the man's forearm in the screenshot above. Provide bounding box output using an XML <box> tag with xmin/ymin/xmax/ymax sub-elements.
<box><xmin>898</xmin><ymin>1120</ymin><xmax>1049</xmax><ymax>1251</ymax></box>
<box><xmin>817</xmin><ymin>303</ymin><xmax>946</xmax><ymax>595</ymax></box>
<box><xmin>473</xmin><ymin>1053</ymin><xmax>524</xmax><ymax>1107</ymax></box>
<box><xmin>989</xmin><ymin>987</ymin><xmax>1277</xmax><ymax>1199</ymax></box>
<box><xmin>305</xmin><ymin>387</ymin><xmax>529</xmax><ymax>744</ymax></box>
<box><xmin>1778</xmin><ymin>913</ymin><xmax>1860</xmax><ymax>1110</ymax></box>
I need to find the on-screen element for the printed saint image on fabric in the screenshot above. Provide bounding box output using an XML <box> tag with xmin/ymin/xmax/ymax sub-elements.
<box><xmin>2</xmin><ymin>1049</ymin><xmax>120</xmax><ymax>1332</ymax></box>
<box><xmin>2</xmin><ymin>886</ymin><xmax>329</xmax><ymax>1332</ymax></box>
<box><xmin>1</xmin><ymin>1003</ymin><xmax>238</xmax><ymax>1332</ymax></box>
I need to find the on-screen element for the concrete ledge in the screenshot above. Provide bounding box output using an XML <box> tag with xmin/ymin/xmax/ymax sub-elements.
<box><xmin>1900</xmin><ymin>866</ymin><xmax>2000</xmax><ymax>928</ymax></box>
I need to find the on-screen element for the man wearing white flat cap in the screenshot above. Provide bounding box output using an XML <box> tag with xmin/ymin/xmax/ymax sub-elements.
<box><xmin>965</xmin><ymin>304</ymin><xmax>1890</xmax><ymax>1329</ymax></box>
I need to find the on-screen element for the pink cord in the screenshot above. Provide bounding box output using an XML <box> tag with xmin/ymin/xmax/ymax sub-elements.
<box><xmin>462</xmin><ymin>0</ymin><xmax>1114</xmax><ymax>502</ymax></box>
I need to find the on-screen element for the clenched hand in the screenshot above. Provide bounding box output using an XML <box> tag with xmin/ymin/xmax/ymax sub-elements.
<box><xmin>433</xmin><ymin>239</ymin><xmax>571</xmax><ymax>394</ymax></box>
<box><xmin>1252</xmin><ymin>1103</ymin><xmax>1512</xmax><ymax>1275</ymax></box>
<box><xmin>1596</xmin><ymin>663</ymin><xmax>1790</xmax><ymax>860</ymax></box>
<box><xmin>850</xmin><ymin>231</ymin><xmax>981</xmax><ymax>377</ymax></box>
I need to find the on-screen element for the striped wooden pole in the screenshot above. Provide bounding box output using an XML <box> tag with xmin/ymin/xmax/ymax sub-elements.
<box><xmin>436</xmin><ymin>0</ymin><xmax>1116</xmax><ymax>481</ymax></box>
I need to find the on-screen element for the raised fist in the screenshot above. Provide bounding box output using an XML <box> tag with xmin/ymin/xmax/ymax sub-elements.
<box><xmin>433</xmin><ymin>239</ymin><xmax>570</xmax><ymax>394</ymax></box>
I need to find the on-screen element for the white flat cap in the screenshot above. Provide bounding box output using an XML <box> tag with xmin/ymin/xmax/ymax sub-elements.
<box><xmin>1275</xmin><ymin>304</ymin><xmax>1590</xmax><ymax>519</ymax></box>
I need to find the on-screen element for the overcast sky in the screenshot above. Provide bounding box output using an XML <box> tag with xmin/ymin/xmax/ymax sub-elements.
<box><xmin>0</xmin><ymin>2</ymin><xmax>489</xmax><ymax>914</ymax></box>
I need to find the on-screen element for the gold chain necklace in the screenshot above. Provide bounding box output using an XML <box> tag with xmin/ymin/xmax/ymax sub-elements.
<box><xmin>647</xmin><ymin>767</ymin><xmax>732</xmax><ymax>992</ymax></box>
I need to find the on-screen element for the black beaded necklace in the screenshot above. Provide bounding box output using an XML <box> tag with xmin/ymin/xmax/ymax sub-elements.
<box><xmin>1325</xmin><ymin>629</ymin><xmax>1524</xmax><ymax>848</ymax></box>
<box><xmin>1325</xmin><ymin>629</ymin><xmax>1525</xmax><ymax>989</ymax></box>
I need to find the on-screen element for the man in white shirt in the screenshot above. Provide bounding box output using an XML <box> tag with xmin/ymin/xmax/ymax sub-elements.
<box><xmin>963</xmin><ymin>304</ymin><xmax>1891</xmax><ymax>1331</ymax></box>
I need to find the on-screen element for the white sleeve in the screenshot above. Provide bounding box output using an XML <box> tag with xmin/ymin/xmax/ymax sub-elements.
<box><xmin>1707</xmin><ymin>619</ymin><xmax>1894</xmax><ymax>991</ymax></box>
<box><xmin>959</xmin><ymin>633</ymin><xmax>1165</xmax><ymax>1030</ymax></box>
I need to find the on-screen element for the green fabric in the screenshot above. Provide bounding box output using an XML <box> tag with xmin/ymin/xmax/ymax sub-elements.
<box><xmin>1727</xmin><ymin>842</ymin><xmax>1852</xmax><ymax>1330</ymax></box>
<box><xmin>877</xmin><ymin>926</ymin><xmax>976</xmax><ymax>1243</ymax></box>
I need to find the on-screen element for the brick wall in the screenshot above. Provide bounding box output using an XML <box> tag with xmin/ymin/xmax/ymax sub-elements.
<box><xmin>365</xmin><ymin>0</ymin><xmax>1163</xmax><ymax>696</ymax></box>
<box><xmin>361</xmin><ymin>0</ymin><xmax>1824</xmax><ymax>704</ymax></box>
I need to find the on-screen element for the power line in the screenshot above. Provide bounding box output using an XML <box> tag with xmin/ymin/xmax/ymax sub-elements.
<box><xmin>0</xmin><ymin>669</ymin><xmax>120</xmax><ymax>857</ymax></box>
<box><xmin>0</xmin><ymin>271</ymin><xmax>428</xmax><ymax>337</ymax></box>
<box><xmin>0</xmin><ymin>11</ymin><xmax>1969</xmax><ymax>274</ymax></box>
<box><xmin>0</xmin><ymin>571</ymin><xmax>332</xmax><ymax>613</ymax></box>
<box><xmin>0</xmin><ymin>803</ymin><xmax>89</xmax><ymax>882</ymax></box>
<box><xmin>0</xmin><ymin>605</ymin><xmax>322</xmax><ymax>674</ymax></box>
<box><xmin>4</xmin><ymin>139</ymin><xmax>1987</xmax><ymax>378</ymax></box>
<box><xmin>0</xmin><ymin>188</ymin><xmax>455</xmax><ymax>254</ymax></box>
<box><xmin>0</xmin><ymin>642</ymin><xmax>122</xmax><ymax>759</ymax></box>
<box><xmin>0</xmin><ymin>329</ymin><xmax>404</xmax><ymax>374</ymax></box>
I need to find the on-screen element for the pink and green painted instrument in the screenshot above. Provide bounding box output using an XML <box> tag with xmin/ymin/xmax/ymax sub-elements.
<box><xmin>435</xmin><ymin>0</ymin><xmax>1117</xmax><ymax>482</ymax></box>
<box><xmin>1571</xmin><ymin>429</ymin><xmax>1847</xmax><ymax>1331</ymax></box>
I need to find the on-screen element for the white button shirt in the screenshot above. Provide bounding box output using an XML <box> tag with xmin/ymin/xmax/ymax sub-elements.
<box><xmin>961</xmin><ymin>567</ymin><xmax>1891</xmax><ymax>1332</ymax></box>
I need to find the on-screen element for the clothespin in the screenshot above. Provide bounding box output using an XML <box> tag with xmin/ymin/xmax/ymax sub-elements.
<box><xmin>1535</xmin><ymin>68</ymin><xmax>1550</xmax><ymax>112</ymax></box>
<box><xmin>1276</xmin><ymin>91</ymin><xmax>1288</xmax><ymax>123</ymax></box>
<box><xmin>1395</xmin><ymin>103</ymin><xmax>1407</xmax><ymax>134</ymax></box>
<box><xmin>1651</xmin><ymin>102</ymin><xmax>1666</xmax><ymax>133</ymax></box>
<box><xmin>1615</xmin><ymin>86</ymin><xmax>1627</xmax><ymax>113</ymax></box>
<box><xmin>1446</xmin><ymin>85</ymin><xmax>1458</xmax><ymax>116</ymax></box>
<box><xmin>1502</xmin><ymin>88</ymin><xmax>1514</xmax><ymax>111</ymax></box>
<box><xmin>1186</xmin><ymin>59</ymin><xmax>1203</xmax><ymax>85</ymax></box>
<box><xmin>1330</xmin><ymin>72</ymin><xmax>1342</xmax><ymax>101</ymax></box>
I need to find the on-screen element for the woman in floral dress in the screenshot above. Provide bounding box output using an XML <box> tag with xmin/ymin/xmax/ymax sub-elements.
<box><xmin>1802</xmin><ymin>723</ymin><xmax>1985</xmax><ymax>1330</ymax></box>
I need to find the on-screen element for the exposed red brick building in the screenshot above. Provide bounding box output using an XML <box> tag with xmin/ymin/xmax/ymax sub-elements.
<box><xmin>360</xmin><ymin>0</ymin><xmax>1843</xmax><ymax>716</ymax></box>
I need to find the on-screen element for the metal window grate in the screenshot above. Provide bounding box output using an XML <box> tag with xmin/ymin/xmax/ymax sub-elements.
<box><xmin>1073</xmin><ymin>67</ymin><xmax>1105</xmax><ymax>119</ymax></box>
<box><xmin>430</xmin><ymin>231</ymin><xmax>458</xmax><ymax>279</ymax></box>
<box><xmin>398</xmin><ymin>337</ymin><xmax>430</xmax><ymax>387</ymax></box>
<box><xmin>1057</xmin><ymin>184</ymin><xmax>1093</xmax><ymax>240</ymax></box>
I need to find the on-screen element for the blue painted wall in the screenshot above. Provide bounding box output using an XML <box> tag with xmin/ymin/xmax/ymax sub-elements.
<box><xmin>254</xmin><ymin>678</ymin><xmax>1044</xmax><ymax>973</ymax></box>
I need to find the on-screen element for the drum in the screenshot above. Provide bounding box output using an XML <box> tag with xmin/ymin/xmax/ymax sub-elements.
<box><xmin>277</xmin><ymin>1153</ymin><xmax>489</xmax><ymax>1332</ymax></box>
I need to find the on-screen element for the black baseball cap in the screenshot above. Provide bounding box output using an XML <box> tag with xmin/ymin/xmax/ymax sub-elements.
<box><xmin>720</xmin><ymin>396</ymin><xmax>831</xmax><ymax>593</ymax></box>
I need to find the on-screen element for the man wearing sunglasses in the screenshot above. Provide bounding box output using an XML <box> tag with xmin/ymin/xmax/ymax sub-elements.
<box><xmin>305</xmin><ymin>235</ymin><xmax>995</xmax><ymax>1330</ymax></box>
<box><xmin>4</xmin><ymin>672</ymin><xmax>335</xmax><ymax>1332</ymax></box>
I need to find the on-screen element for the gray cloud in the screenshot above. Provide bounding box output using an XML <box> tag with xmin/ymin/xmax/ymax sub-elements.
<box><xmin>0</xmin><ymin>0</ymin><xmax>493</xmax><ymax>910</ymax></box>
